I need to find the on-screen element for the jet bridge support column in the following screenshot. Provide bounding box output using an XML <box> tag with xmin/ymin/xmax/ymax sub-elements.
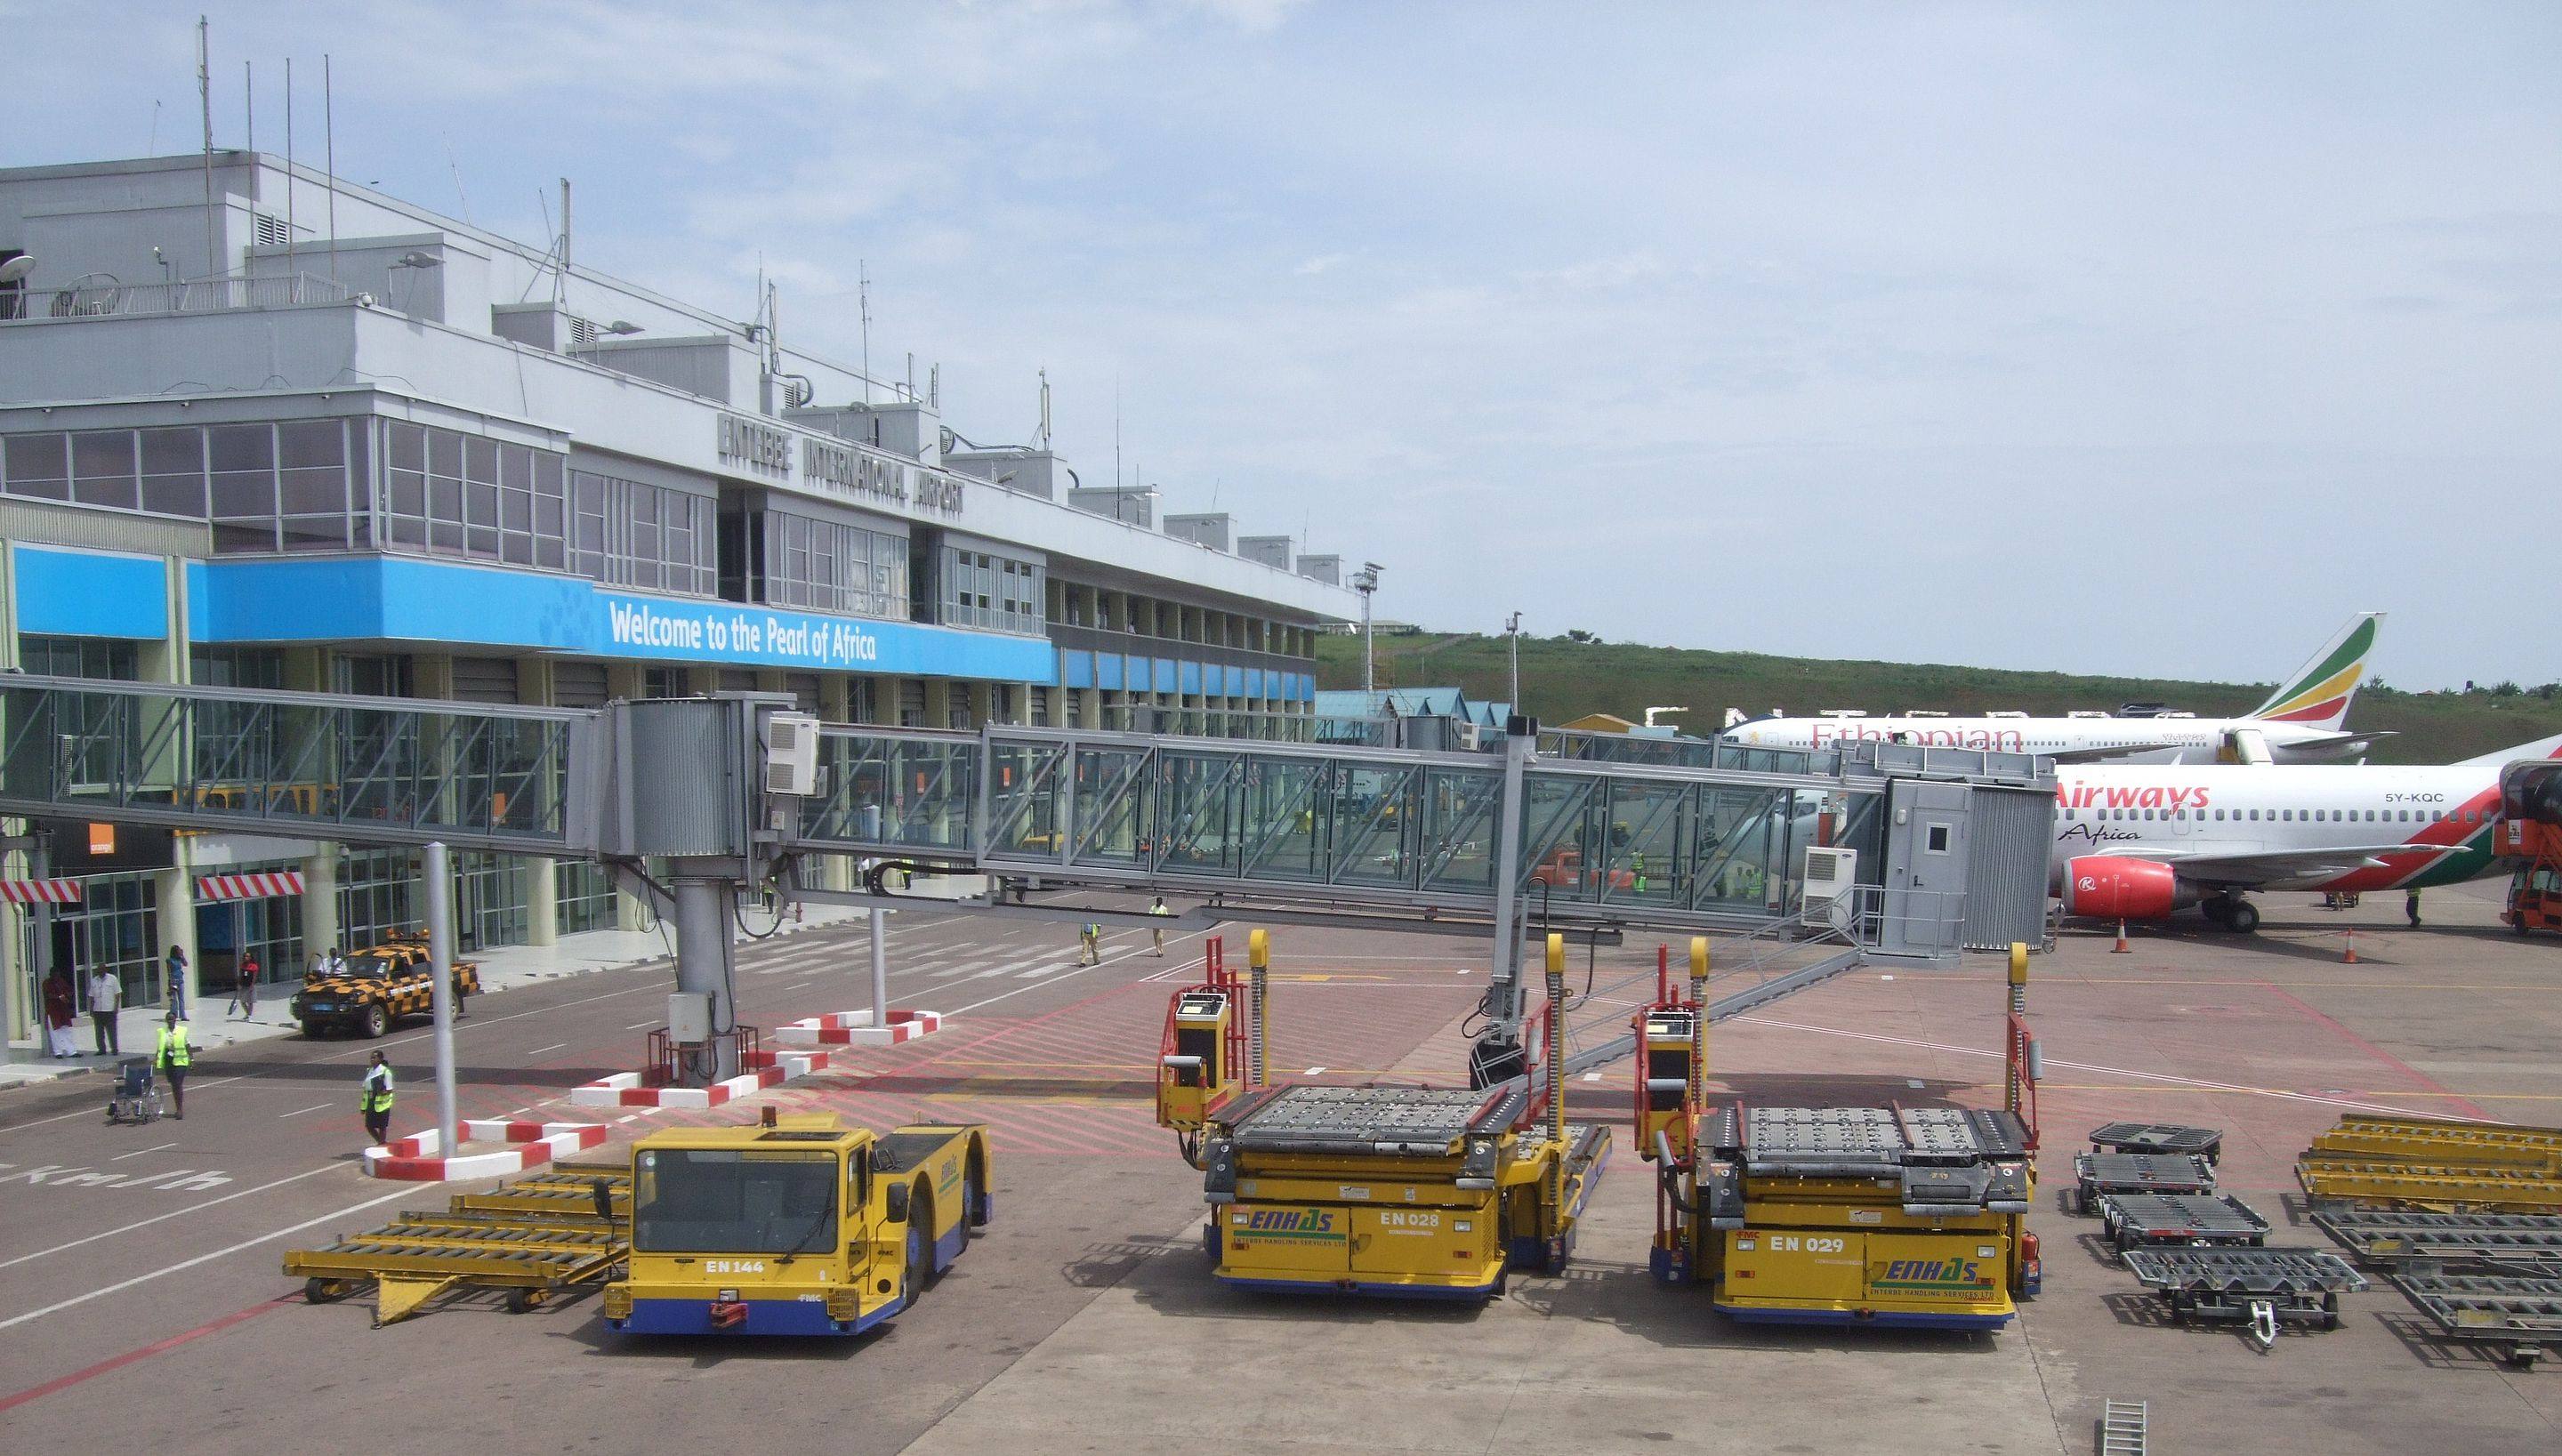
<box><xmin>1470</xmin><ymin>721</ymin><xmax>1537</xmax><ymax>1086</ymax></box>
<box><xmin>673</xmin><ymin>873</ymin><xmax>739</xmax><ymax>1081</ymax></box>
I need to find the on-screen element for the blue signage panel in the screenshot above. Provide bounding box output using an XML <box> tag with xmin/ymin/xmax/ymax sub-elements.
<box><xmin>185</xmin><ymin>557</ymin><xmax>1056</xmax><ymax>683</ymax></box>
<box><xmin>1062</xmin><ymin>649</ymin><xmax>1093</xmax><ymax>689</ymax></box>
<box><xmin>12</xmin><ymin>545</ymin><xmax>169</xmax><ymax>640</ymax></box>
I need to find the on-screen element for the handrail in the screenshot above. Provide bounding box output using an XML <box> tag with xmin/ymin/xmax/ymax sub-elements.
<box><xmin>4</xmin><ymin>272</ymin><xmax>360</xmax><ymax>324</ymax></box>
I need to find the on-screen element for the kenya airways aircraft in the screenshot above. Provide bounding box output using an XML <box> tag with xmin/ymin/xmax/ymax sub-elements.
<box><xmin>2052</xmin><ymin>730</ymin><xmax>2562</xmax><ymax>933</ymax></box>
<box><xmin>1725</xmin><ymin>613</ymin><xmax>2385</xmax><ymax>764</ymax></box>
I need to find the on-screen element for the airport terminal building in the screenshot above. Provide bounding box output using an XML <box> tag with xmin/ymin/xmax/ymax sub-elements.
<box><xmin>0</xmin><ymin>152</ymin><xmax>1362</xmax><ymax>1034</ymax></box>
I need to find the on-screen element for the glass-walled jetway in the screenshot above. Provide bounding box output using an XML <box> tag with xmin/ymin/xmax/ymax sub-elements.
<box><xmin>0</xmin><ymin>675</ymin><xmax>584</xmax><ymax>854</ymax></box>
<box><xmin>0</xmin><ymin>675</ymin><xmax>2051</xmax><ymax>946</ymax></box>
<box><xmin>792</xmin><ymin>725</ymin><xmax>1979</xmax><ymax>934</ymax></box>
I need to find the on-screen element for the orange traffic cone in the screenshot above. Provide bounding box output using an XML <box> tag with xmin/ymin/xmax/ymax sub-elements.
<box><xmin>2343</xmin><ymin>929</ymin><xmax>2358</xmax><ymax>964</ymax></box>
<box><xmin>2112</xmin><ymin>921</ymin><xmax>2131</xmax><ymax>954</ymax></box>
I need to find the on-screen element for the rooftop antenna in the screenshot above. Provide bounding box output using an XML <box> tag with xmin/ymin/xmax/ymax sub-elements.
<box><xmin>447</xmin><ymin>142</ymin><xmax>471</xmax><ymax>223</ymax></box>
<box><xmin>858</xmin><ymin>260</ymin><xmax>872</xmax><ymax>404</ymax></box>
<box><xmin>555</xmin><ymin>177</ymin><xmax>571</xmax><ymax>306</ymax></box>
<box><xmin>323</xmin><ymin>53</ymin><xmax>337</xmax><ymax>281</ymax></box>
<box><xmin>1036</xmin><ymin>368</ymin><xmax>1051</xmax><ymax>449</ymax></box>
<box><xmin>1114</xmin><ymin>377</ymin><xmax>1123</xmax><ymax>489</ymax></box>
<box><xmin>240</xmin><ymin>61</ymin><xmax>247</xmax><ymax>152</ymax></box>
<box><xmin>284</xmin><ymin>57</ymin><xmax>295</xmax><ymax>276</ymax></box>
<box><xmin>149</xmin><ymin>98</ymin><xmax>163</xmax><ymax>156</ymax></box>
<box><xmin>197</xmin><ymin>15</ymin><xmax>218</xmax><ymax>278</ymax></box>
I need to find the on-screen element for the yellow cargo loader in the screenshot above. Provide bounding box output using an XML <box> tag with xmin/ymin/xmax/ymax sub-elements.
<box><xmin>1640</xmin><ymin>939</ymin><xmax>2043</xmax><ymax>1331</ymax></box>
<box><xmin>603</xmin><ymin>1111</ymin><xmax>989</xmax><ymax>1337</ymax></box>
<box><xmin>1159</xmin><ymin>929</ymin><xmax>1608</xmax><ymax>1301</ymax></box>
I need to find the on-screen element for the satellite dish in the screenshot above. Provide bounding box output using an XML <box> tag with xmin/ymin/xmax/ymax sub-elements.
<box><xmin>0</xmin><ymin>254</ymin><xmax>36</xmax><ymax>286</ymax></box>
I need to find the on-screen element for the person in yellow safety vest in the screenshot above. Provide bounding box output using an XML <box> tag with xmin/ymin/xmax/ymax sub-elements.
<box><xmin>1078</xmin><ymin>922</ymin><xmax>1103</xmax><ymax>967</ymax></box>
<box><xmin>1631</xmin><ymin>852</ymin><xmax>1648</xmax><ymax>895</ymax></box>
<box><xmin>1148</xmin><ymin>896</ymin><xmax>1172</xmax><ymax>956</ymax></box>
<box><xmin>361</xmin><ymin>1050</ymin><xmax>397</xmax><ymax>1146</ymax></box>
<box><xmin>154</xmin><ymin>1010</ymin><xmax>191</xmax><ymax>1120</ymax></box>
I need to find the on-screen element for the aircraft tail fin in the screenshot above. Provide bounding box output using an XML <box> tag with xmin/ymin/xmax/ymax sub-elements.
<box><xmin>2458</xmin><ymin>731</ymin><xmax>2562</xmax><ymax>768</ymax></box>
<box><xmin>2248</xmin><ymin>612</ymin><xmax>2383</xmax><ymax>729</ymax></box>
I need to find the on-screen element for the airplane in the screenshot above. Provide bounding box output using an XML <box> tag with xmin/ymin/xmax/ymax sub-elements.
<box><xmin>2051</xmin><ymin>729</ymin><xmax>2562</xmax><ymax>934</ymax></box>
<box><xmin>1722</xmin><ymin>613</ymin><xmax>2386</xmax><ymax>764</ymax></box>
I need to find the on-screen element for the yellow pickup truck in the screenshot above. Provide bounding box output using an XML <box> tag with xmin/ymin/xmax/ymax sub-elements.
<box><xmin>291</xmin><ymin>931</ymin><xmax>481</xmax><ymax>1039</ymax></box>
<box><xmin>603</xmin><ymin>1113</ymin><xmax>991</xmax><ymax>1337</ymax></box>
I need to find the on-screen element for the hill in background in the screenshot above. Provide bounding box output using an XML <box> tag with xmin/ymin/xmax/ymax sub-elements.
<box><xmin>1315</xmin><ymin>631</ymin><xmax>2562</xmax><ymax>767</ymax></box>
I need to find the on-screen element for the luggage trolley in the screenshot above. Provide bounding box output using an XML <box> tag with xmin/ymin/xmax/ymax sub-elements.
<box><xmin>2099</xmin><ymin>1192</ymin><xmax>2271</xmax><ymax>1256</ymax></box>
<box><xmin>2120</xmin><ymin>1245</ymin><xmax>2368</xmax><ymax>1350</ymax></box>
<box><xmin>2089</xmin><ymin>1122</ymin><xmax>2223</xmax><ymax>1164</ymax></box>
<box><xmin>2073</xmin><ymin>1152</ymin><xmax>2217</xmax><ymax>1216</ymax></box>
<box><xmin>105</xmin><ymin>1057</ymin><xmax>163</xmax><ymax>1125</ymax></box>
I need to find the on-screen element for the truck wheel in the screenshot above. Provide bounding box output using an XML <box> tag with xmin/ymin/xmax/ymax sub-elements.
<box><xmin>362</xmin><ymin>1004</ymin><xmax>390</xmax><ymax>1039</ymax></box>
<box><xmin>904</xmin><ymin>1226</ymin><xmax>927</xmax><ymax>1312</ymax></box>
<box><xmin>301</xmin><ymin>1020</ymin><xmax>326</xmax><ymax>1040</ymax></box>
<box><xmin>960</xmin><ymin>1166</ymin><xmax>981</xmax><ymax>1240</ymax></box>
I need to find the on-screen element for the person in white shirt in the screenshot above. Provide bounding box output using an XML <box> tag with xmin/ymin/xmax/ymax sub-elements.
<box><xmin>86</xmin><ymin>967</ymin><xmax>122</xmax><ymax>1057</ymax></box>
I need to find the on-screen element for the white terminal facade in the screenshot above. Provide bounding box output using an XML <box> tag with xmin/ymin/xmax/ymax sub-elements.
<box><xmin>0</xmin><ymin>152</ymin><xmax>1364</xmax><ymax>1034</ymax></box>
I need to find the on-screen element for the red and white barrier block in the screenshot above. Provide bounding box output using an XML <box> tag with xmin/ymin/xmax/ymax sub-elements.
<box><xmin>363</xmin><ymin>1118</ymin><xmax>610</xmax><ymax>1182</ymax></box>
<box><xmin>775</xmin><ymin>1009</ymin><xmax>944</xmax><ymax>1048</ymax></box>
<box><xmin>568</xmin><ymin>1046</ymin><xmax>846</xmax><ymax>1111</ymax></box>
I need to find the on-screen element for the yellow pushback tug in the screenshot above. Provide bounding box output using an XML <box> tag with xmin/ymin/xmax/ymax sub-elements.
<box><xmin>1639</xmin><ymin>939</ymin><xmax>2044</xmax><ymax>1331</ymax></box>
<box><xmin>602</xmin><ymin>1110</ymin><xmax>989</xmax><ymax>1337</ymax></box>
<box><xmin>1156</xmin><ymin>929</ymin><xmax>1608</xmax><ymax>1301</ymax></box>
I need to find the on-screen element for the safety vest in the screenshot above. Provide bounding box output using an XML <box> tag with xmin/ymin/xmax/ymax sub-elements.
<box><xmin>362</xmin><ymin>1066</ymin><xmax>397</xmax><ymax>1114</ymax></box>
<box><xmin>156</xmin><ymin>1024</ymin><xmax>191</xmax><ymax>1069</ymax></box>
<box><xmin>1082</xmin><ymin>923</ymin><xmax>1102</xmax><ymax>939</ymax></box>
<box><xmin>1148</xmin><ymin>904</ymin><xmax>1172</xmax><ymax>918</ymax></box>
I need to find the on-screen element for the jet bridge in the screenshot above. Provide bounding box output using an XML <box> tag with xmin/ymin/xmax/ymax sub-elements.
<box><xmin>0</xmin><ymin>675</ymin><xmax>2055</xmax><ymax>1071</ymax></box>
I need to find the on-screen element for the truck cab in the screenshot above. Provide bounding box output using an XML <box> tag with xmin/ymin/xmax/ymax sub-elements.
<box><xmin>604</xmin><ymin>1113</ymin><xmax>988</xmax><ymax>1338</ymax></box>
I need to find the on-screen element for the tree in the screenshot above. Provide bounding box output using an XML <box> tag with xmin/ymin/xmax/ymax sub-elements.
<box><xmin>1564</xmin><ymin>629</ymin><xmax>1598</xmax><ymax>644</ymax></box>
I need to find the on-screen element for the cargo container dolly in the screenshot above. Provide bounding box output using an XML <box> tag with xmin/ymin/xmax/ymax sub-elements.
<box><xmin>1636</xmin><ymin>938</ymin><xmax>2044</xmax><ymax>1331</ymax></box>
<box><xmin>1155</xmin><ymin>929</ymin><xmax>1608</xmax><ymax>1302</ymax></box>
<box><xmin>601</xmin><ymin>1109</ymin><xmax>990</xmax><ymax>1337</ymax></box>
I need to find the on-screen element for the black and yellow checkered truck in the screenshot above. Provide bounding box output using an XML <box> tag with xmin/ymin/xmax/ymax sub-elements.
<box><xmin>291</xmin><ymin>930</ymin><xmax>482</xmax><ymax>1039</ymax></box>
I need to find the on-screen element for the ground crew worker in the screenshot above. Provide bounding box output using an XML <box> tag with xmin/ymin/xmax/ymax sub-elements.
<box><xmin>360</xmin><ymin>1050</ymin><xmax>396</xmax><ymax>1146</ymax></box>
<box><xmin>1632</xmin><ymin>852</ymin><xmax>1648</xmax><ymax>895</ymax></box>
<box><xmin>1148</xmin><ymin>896</ymin><xmax>1172</xmax><ymax>956</ymax></box>
<box><xmin>1078</xmin><ymin>921</ymin><xmax>1103</xmax><ymax>967</ymax></box>
<box><xmin>2406</xmin><ymin>889</ymin><xmax>2423</xmax><ymax>928</ymax></box>
<box><xmin>155</xmin><ymin>1010</ymin><xmax>191</xmax><ymax>1120</ymax></box>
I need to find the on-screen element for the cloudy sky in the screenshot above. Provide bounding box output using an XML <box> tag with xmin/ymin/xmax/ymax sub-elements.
<box><xmin>14</xmin><ymin>2</ymin><xmax>2560</xmax><ymax>686</ymax></box>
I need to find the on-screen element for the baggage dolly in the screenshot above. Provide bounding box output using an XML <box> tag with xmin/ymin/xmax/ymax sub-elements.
<box><xmin>2120</xmin><ymin>1245</ymin><xmax>2367</xmax><ymax>1351</ymax></box>
<box><xmin>2072</xmin><ymin>1151</ymin><xmax>2217</xmax><ymax>1215</ymax></box>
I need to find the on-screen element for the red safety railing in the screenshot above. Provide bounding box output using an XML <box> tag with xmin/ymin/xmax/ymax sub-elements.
<box><xmin>1155</xmin><ymin>937</ymin><xmax>1249</xmax><ymax>1116</ymax></box>
<box><xmin>644</xmin><ymin>1024</ymin><xmax>762</xmax><ymax>1088</ymax></box>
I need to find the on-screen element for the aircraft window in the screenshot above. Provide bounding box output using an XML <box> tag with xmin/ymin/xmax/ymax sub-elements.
<box><xmin>2283</xmin><ymin>810</ymin><xmax>2293</xmax><ymax>821</ymax></box>
<box><xmin>2214</xmin><ymin>809</ymin><xmax>2224</xmax><ymax>821</ymax></box>
<box><xmin>2368</xmin><ymin>810</ymin><xmax>2378</xmax><ymax>822</ymax></box>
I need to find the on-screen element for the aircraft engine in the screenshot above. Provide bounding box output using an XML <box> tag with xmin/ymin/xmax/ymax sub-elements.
<box><xmin>2061</xmin><ymin>856</ymin><xmax>2187</xmax><ymax>920</ymax></box>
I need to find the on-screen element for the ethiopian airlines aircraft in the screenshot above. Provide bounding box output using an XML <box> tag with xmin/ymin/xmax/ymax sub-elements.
<box><xmin>2051</xmin><ymin>731</ymin><xmax>2562</xmax><ymax>933</ymax></box>
<box><xmin>1724</xmin><ymin>613</ymin><xmax>2385</xmax><ymax>764</ymax></box>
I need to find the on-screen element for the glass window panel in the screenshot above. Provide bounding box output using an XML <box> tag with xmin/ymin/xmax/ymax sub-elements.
<box><xmin>210</xmin><ymin>471</ymin><xmax>275</xmax><ymax>518</ymax></box>
<box><xmin>534</xmin><ymin>535</ymin><xmax>564</xmax><ymax>569</ymax></box>
<box><xmin>465</xmin><ymin>523</ymin><xmax>499</xmax><ymax>558</ymax></box>
<box><xmin>464</xmin><ymin>437</ymin><xmax>498</xmax><ymax>484</ymax></box>
<box><xmin>632</xmin><ymin>487</ymin><xmax>657</xmax><ymax>526</ymax></box>
<box><xmin>70</xmin><ymin>430</ymin><xmax>138</xmax><ymax>508</ymax></box>
<box><xmin>276</xmin><ymin>420</ymin><xmax>342</xmax><ymax>469</ymax></box>
<box><xmin>349</xmin><ymin>511</ymin><xmax>373</xmax><ymax>550</ymax></box>
<box><xmin>389</xmin><ymin>469</ymin><xmax>426</xmax><ymax>517</ymax></box>
<box><xmin>430</xmin><ymin>519</ymin><xmax>463</xmax><ymax>551</ymax></box>
<box><xmin>466</xmin><ymin>479</ymin><xmax>498</xmax><ymax>527</ymax></box>
<box><xmin>209</xmin><ymin>424</ymin><xmax>272</xmax><ymax>472</ymax></box>
<box><xmin>280</xmin><ymin>515</ymin><xmax>349</xmax><ymax>551</ymax></box>
<box><xmin>141</xmin><ymin>471</ymin><xmax>205</xmax><ymax>517</ymax></box>
<box><xmin>140</xmin><ymin>427</ymin><xmax>201</xmax><ymax>476</ymax></box>
<box><xmin>389</xmin><ymin>421</ymin><xmax>426</xmax><ymax>471</ymax></box>
<box><xmin>536</xmin><ymin>453</ymin><xmax>563</xmax><ymax>495</ymax></box>
<box><xmin>212</xmin><ymin>519</ymin><xmax>276</xmax><ymax>553</ymax></box>
<box><xmin>389</xmin><ymin>514</ymin><xmax>427</xmax><ymax>547</ymax></box>
<box><xmin>502</xmin><ymin>530</ymin><xmax>533</xmax><ymax>565</ymax></box>
<box><xmin>428</xmin><ymin>428</ymin><xmax>463</xmax><ymax>480</ymax></box>
<box><xmin>534</xmin><ymin>492</ymin><xmax>563</xmax><ymax>536</ymax></box>
<box><xmin>500</xmin><ymin>487</ymin><xmax>532</xmax><ymax>533</ymax></box>
<box><xmin>5</xmin><ymin>432</ymin><xmax>70</xmax><ymax>496</ymax></box>
<box><xmin>500</xmin><ymin>444</ymin><xmax>530</xmax><ymax>491</ymax></box>
<box><xmin>278</xmin><ymin>465</ymin><xmax>345</xmax><ymax>516</ymax></box>
<box><xmin>429</xmin><ymin>475</ymin><xmax>463</xmax><ymax>524</ymax></box>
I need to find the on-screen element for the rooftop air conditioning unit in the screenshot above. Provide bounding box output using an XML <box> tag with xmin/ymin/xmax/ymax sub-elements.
<box><xmin>1801</xmin><ymin>846</ymin><xmax>1857</xmax><ymax>930</ymax></box>
<box><xmin>763</xmin><ymin>712</ymin><xmax>823</xmax><ymax>797</ymax></box>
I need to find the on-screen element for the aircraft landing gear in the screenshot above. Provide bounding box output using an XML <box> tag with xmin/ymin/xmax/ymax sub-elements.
<box><xmin>2203</xmin><ymin>896</ymin><xmax>2260</xmax><ymax>934</ymax></box>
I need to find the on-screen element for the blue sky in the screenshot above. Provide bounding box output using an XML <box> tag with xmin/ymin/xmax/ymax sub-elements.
<box><xmin>12</xmin><ymin>2</ymin><xmax>2560</xmax><ymax>688</ymax></box>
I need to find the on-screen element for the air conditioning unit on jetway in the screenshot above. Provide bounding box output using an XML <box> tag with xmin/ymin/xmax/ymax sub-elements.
<box><xmin>1801</xmin><ymin>845</ymin><xmax>1857</xmax><ymax>930</ymax></box>
<box><xmin>763</xmin><ymin>712</ymin><xmax>824</xmax><ymax>796</ymax></box>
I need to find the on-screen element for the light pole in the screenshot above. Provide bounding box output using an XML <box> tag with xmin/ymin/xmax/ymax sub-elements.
<box><xmin>1505</xmin><ymin>610</ymin><xmax>1523</xmax><ymax>712</ymax></box>
<box><xmin>1354</xmin><ymin>563</ymin><xmax>1382</xmax><ymax>700</ymax></box>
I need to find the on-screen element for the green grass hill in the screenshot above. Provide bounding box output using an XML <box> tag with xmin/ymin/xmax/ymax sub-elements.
<box><xmin>1317</xmin><ymin>631</ymin><xmax>2562</xmax><ymax>767</ymax></box>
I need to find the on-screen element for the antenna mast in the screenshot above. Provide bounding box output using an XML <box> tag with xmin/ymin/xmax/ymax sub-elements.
<box><xmin>858</xmin><ymin>260</ymin><xmax>872</xmax><ymax>404</ymax></box>
<box><xmin>324</xmin><ymin>54</ymin><xmax>337</xmax><ymax>281</ymax></box>
<box><xmin>198</xmin><ymin>16</ymin><xmax>218</xmax><ymax>278</ymax></box>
